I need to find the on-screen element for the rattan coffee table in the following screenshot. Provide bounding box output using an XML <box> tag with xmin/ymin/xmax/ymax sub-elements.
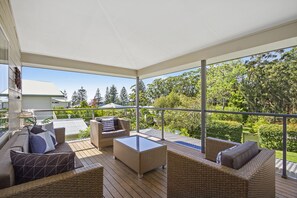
<box><xmin>113</xmin><ymin>136</ymin><xmax>167</xmax><ymax>178</ymax></box>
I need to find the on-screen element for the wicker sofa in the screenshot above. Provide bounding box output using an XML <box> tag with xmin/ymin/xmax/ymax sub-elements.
<box><xmin>167</xmin><ymin>137</ymin><xmax>275</xmax><ymax>198</ymax></box>
<box><xmin>0</xmin><ymin>127</ymin><xmax>103</xmax><ymax>198</ymax></box>
<box><xmin>90</xmin><ymin>117</ymin><xmax>130</xmax><ymax>150</ymax></box>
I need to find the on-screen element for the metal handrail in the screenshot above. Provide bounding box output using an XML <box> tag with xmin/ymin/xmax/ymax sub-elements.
<box><xmin>31</xmin><ymin>106</ymin><xmax>295</xmax><ymax>179</ymax></box>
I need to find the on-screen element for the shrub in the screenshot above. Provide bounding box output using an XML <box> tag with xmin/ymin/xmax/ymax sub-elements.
<box><xmin>78</xmin><ymin>126</ymin><xmax>90</xmax><ymax>139</ymax></box>
<box><xmin>259</xmin><ymin>124</ymin><xmax>297</xmax><ymax>152</ymax></box>
<box><xmin>207</xmin><ymin>120</ymin><xmax>243</xmax><ymax>143</ymax></box>
<box><xmin>209</xmin><ymin>106</ymin><xmax>243</xmax><ymax>123</ymax></box>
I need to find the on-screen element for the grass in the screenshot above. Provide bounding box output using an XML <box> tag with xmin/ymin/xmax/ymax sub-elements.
<box><xmin>275</xmin><ymin>150</ymin><xmax>297</xmax><ymax>163</ymax></box>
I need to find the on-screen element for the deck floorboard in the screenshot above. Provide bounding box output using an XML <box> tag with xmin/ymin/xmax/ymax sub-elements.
<box><xmin>69</xmin><ymin>135</ymin><xmax>297</xmax><ymax>198</ymax></box>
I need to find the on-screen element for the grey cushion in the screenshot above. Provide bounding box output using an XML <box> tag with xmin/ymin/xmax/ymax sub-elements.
<box><xmin>221</xmin><ymin>141</ymin><xmax>259</xmax><ymax>169</ymax></box>
<box><xmin>102</xmin><ymin>130</ymin><xmax>126</xmax><ymax>138</ymax></box>
<box><xmin>10</xmin><ymin>150</ymin><xmax>75</xmax><ymax>185</ymax></box>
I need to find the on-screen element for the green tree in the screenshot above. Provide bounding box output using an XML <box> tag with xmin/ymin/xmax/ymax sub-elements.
<box><xmin>130</xmin><ymin>80</ymin><xmax>149</xmax><ymax>106</ymax></box>
<box><xmin>105</xmin><ymin>87</ymin><xmax>110</xmax><ymax>104</ymax></box>
<box><xmin>94</xmin><ymin>88</ymin><xmax>102</xmax><ymax>106</ymax></box>
<box><xmin>71</xmin><ymin>91</ymin><xmax>79</xmax><ymax>106</ymax></box>
<box><xmin>61</xmin><ymin>90</ymin><xmax>67</xmax><ymax>99</ymax></box>
<box><xmin>206</xmin><ymin>61</ymin><xmax>246</xmax><ymax>110</ymax></box>
<box><xmin>109</xmin><ymin>85</ymin><xmax>118</xmax><ymax>103</ymax></box>
<box><xmin>146</xmin><ymin>70</ymin><xmax>200</xmax><ymax>103</ymax></box>
<box><xmin>77</xmin><ymin>86</ymin><xmax>87</xmax><ymax>102</ymax></box>
<box><xmin>80</xmin><ymin>100</ymin><xmax>89</xmax><ymax>108</ymax></box>
<box><xmin>120</xmin><ymin>87</ymin><xmax>129</xmax><ymax>105</ymax></box>
<box><xmin>241</xmin><ymin>48</ymin><xmax>297</xmax><ymax>113</ymax></box>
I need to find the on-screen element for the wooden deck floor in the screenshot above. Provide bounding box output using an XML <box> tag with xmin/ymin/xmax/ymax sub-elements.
<box><xmin>68</xmin><ymin>135</ymin><xmax>297</xmax><ymax>198</ymax></box>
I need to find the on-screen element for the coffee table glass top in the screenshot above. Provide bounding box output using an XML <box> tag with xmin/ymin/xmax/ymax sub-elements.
<box><xmin>115</xmin><ymin>136</ymin><xmax>163</xmax><ymax>152</ymax></box>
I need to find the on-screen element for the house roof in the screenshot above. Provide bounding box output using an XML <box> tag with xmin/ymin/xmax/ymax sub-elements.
<box><xmin>9</xmin><ymin>0</ymin><xmax>297</xmax><ymax>78</ymax></box>
<box><xmin>0</xmin><ymin>80</ymin><xmax>63</xmax><ymax>97</ymax></box>
<box><xmin>52</xmin><ymin>98</ymin><xmax>70</xmax><ymax>103</ymax></box>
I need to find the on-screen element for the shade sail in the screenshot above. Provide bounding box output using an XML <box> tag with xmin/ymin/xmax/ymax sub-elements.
<box><xmin>10</xmin><ymin>0</ymin><xmax>297</xmax><ymax>78</ymax></box>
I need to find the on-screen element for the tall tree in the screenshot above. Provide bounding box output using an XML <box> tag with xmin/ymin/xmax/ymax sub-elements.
<box><xmin>120</xmin><ymin>87</ymin><xmax>129</xmax><ymax>105</ymax></box>
<box><xmin>105</xmin><ymin>87</ymin><xmax>110</xmax><ymax>104</ymax></box>
<box><xmin>130</xmin><ymin>80</ymin><xmax>149</xmax><ymax>106</ymax></box>
<box><xmin>240</xmin><ymin>48</ymin><xmax>297</xmax><ymax>113</ymax></box>
<box><xmin>77</xmin><ymin>86</ymin><xmax>87</xmax><ymax>102</ymax></box>
<box><xmin>71</xmin><ymin>91</ymin><xmax>79</xmax><ymax>106</ymax></box>
<box><xmin>109</xmin><ymin>85</ymin><xmax>118</xmax><ymax>103</ymax></box>
<box><xmin>94</xmin><ymin>88</ymin><xmax>102</xmax><ymax>106</ymax></box>
<box><xmin>61</xmin><ymin>90</ymin><xmax>68</xmax><ymax>99</ymax></box>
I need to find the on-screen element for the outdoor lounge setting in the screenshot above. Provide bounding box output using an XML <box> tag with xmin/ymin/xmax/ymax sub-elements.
<box><xmin>1</xmin><ymin>0</ymin><xmax>297</xmax><ymax>198</ymax></box>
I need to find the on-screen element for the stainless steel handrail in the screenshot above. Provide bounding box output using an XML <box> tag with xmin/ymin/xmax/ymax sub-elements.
<box><xmin>32</xmin><ymin>106</ymin><xmax>295</xmax><ymax>178</ymax></box>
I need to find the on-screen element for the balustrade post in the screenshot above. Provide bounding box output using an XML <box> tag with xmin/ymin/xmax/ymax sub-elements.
<box><xmin>161</xmin><ymin>110</ymin><xmax>165</xmax><ymax>140</ymax></box>
<box><xmin>282</xmin><ymin>116</ymin><xmax>287</xmax><ymax>178</ymax></box>
<box><xmin>136</xmin><ymin>77</ymin><xmax>140</xmax><ymax>132</ymax></box>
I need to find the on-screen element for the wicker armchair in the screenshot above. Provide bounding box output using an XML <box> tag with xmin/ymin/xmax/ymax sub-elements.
<box><xmin>167</xmin><ymin>137</ymin><xmax>275</xmax><ymax>198</ymax></box>
<box><xmin>0</xmin><ymin>164</ymin><xmax>103</xmax><ymax>198</ymax></box>
<box><xmin>90</xmin><ymin>118</ymin><xmax>130</xmax><ymax>150</ymax></box>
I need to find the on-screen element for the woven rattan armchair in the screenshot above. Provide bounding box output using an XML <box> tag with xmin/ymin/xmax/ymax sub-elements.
<box><xmin>167</xmin><ymin>137</ymin><xmax>275</xmax><ymax>198</ymax></box>
<box><xmin>90</xmin><ymin>118</ymin><xmax>130</xmax><ymax>150</ymax></box>
<box><xmin>0</xmin><ymin>164</ymin><xmax>103</xmax><ymax>198</ymax></box>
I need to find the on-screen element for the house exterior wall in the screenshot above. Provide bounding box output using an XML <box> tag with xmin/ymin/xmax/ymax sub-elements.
<box><xmin>0</xmin><ymin>0</ymin><xmax>22</xmax><ymax>147</ymax></box>
<box><xmin>22</xmin><ymin>96</ymin><xmax>53</xmax><ymax>121</ymax></box>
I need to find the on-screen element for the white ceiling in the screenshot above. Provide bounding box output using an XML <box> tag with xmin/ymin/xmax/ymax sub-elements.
<box><xmin>10</xmin><ymin>0</ymin><xmax>297</xmax><ymax>71</ymax></box>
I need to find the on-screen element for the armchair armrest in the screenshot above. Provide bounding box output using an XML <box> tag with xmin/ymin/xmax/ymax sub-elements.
<box><xmin>54</xmin><ymin>127</ymin><xmax>65</xmax><ymax>144</ymax></box>
<box><xmin>205</xmin><ymin>137</ymin><xmax>240</xmax><ymax>161</ymax></box>
<box><xmin>118</xmin><ymin>119</ymin><xmax>130</xmax><ymax>135</ymax></box>
<box><xmin>0</xmin><ymin>163</ymin><xmax>104</xmax><ymax>198</ymax></box>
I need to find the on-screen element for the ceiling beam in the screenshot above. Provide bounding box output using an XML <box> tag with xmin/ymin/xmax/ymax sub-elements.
<box><xmin>138</xmin><ymin>19</ymin><xmax>297</xmax><ymax>78</ymax></box>
<box><xmin>21</xmin><ymin>53</ymin><xmax>137</xmax><ymax>78</ymax></box>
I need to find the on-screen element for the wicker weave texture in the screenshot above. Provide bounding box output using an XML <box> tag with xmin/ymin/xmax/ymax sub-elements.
<box><xmin>90</xmin><ymin>119</ymin><xmax>130</xmax><ymax>149</ymax></box>
<box><xmin>167</xmin><ymin>139</ymin><xmax>275</xmax><ymax>198</ymax></box>
<box><xmin>0</xmin><ymin>163</ymin><xmax>104</xmax><ymax>198</ymax></box>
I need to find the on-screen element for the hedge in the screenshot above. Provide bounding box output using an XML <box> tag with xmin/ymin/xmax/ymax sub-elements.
<box><xmin>207</xmin><ymin>120</ymin><xmax>243</xmax><ymax>143</ymax></box>
<box><xmin>259</xmin><ymin>124</ymin><xmax>297</xmax><ymax>152</ymax></box>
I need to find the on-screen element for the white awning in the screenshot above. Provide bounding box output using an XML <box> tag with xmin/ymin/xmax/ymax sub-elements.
<box><xmin>10</xmin><ymin>0</ymin><xmax>297</xmax><ymax>78</ymax></box>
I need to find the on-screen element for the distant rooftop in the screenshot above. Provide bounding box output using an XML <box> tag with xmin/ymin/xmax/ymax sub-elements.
<box><xmin>0</xmin><ymin>79</ymin><xmax>63</xmax><ymax>97</ymax></box>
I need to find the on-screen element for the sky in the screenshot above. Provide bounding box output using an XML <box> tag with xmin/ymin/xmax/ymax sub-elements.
<box><xmin>19</xmin><ymin>66</ymin><xmax>192</xmax><ymax>102</ymax></box>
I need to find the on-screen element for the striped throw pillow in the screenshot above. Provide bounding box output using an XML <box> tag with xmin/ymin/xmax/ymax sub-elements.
<box><xmin>102</xmin><ymin>118</ymin><xmax>115</xmax><ymax>132</ymax></box>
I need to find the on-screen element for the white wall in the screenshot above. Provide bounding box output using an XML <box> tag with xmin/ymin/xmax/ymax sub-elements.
<box><xmin>22</xmin><ymin>96</ymin><xmax>53</xmax><ymax>121</ymax></box>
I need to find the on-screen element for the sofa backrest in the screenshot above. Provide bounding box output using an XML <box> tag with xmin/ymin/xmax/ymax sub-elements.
<box><xmin>0</xmin><ymin>128</ymin><xmax>29</xmax><ymax>189</ymax></box>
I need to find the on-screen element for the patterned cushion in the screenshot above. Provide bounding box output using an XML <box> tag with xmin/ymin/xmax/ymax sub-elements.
<box><xmin>10</xmin><ymin>150</ymin><xmax>75</xmax><ymax>184</ymax></box>
<box><xmin>42</xmin><ymin>122</ymin><xmax>57</xmax><ymax>145</ymax></box>
<box><xmin>101</xmin><ymin>118</ymin><xmax>115</xmax><ymax>132</ymax></box>
<box><xmin>221</xmin><ymin>141</ymin><xmax>259</xmax><ymax>169</ymax></box>
<box><xmin>29</xmin><ymin>131</ymin><xmax>55</xmax><ymax>154</ymax></box>
<box><xmin>30</xmin><ymin>123</ymin><xmax>57</xmax><ymax>146</ymax></box>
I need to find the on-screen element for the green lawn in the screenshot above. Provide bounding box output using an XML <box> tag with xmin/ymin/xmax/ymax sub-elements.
<box><xmin>275</xmin><ymin>150</ymin><xmax>297</xmax><ymax>163</ymax></box>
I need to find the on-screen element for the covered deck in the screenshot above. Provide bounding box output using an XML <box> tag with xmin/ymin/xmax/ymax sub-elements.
<box><xmin>68</xmin><ymin>133</ymin><xmax>297</xmax><ymax>198</ymax></box>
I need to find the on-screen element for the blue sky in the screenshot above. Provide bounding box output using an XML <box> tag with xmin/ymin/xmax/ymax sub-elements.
<box><xmin>19</xmin><ymin>66</ymin><xmax>191</xmax><ymax>102</ymax></box>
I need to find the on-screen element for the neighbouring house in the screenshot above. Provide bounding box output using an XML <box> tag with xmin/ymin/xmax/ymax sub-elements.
<box><xmin>0</xmin><ymin>79</ymin><xmax>69</xmax><ymax>120</ymax></box>
<box><xmin>0</xmin><ymin>97</ymin><xmax>8</xmax><ymax>109</ymax></box>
